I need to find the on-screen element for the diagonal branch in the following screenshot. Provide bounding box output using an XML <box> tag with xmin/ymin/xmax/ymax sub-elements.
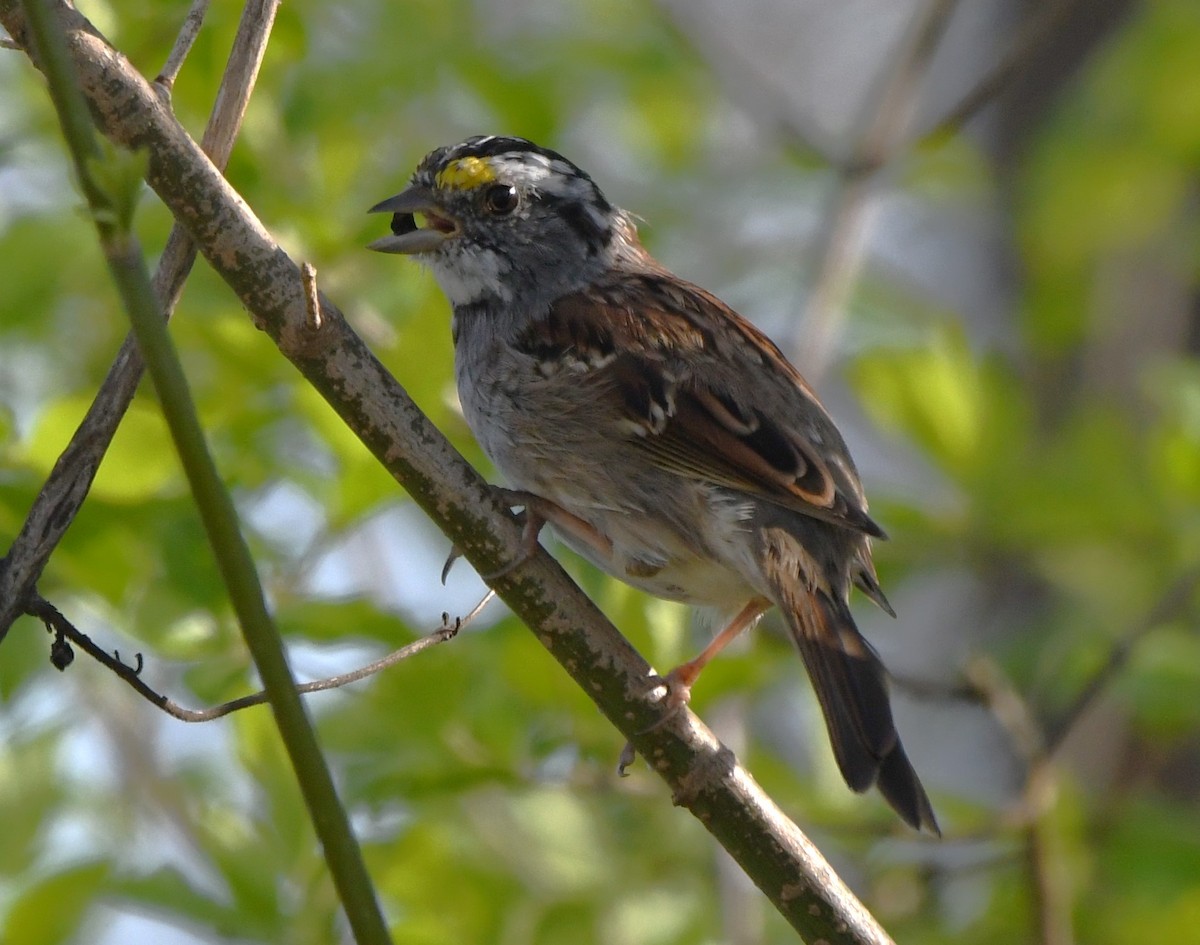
<box><xmin>1043</xmin><ymin>566</ymin><xmax>1200</xmax><ymax>757</ymax></box>
<box><xmin>920</xmin><ymin>0</ymin><xmax>1088</xmax><ymax>142</ymax></box>
<box><xmin>0</xmin><ymin>2</ymin><xmax>901</xmax><ymax>941</ymax></box>
<box><xmin>157</xmin><ymin>0</ymin><xmax>211</xmax><ymax>91</ymax></box>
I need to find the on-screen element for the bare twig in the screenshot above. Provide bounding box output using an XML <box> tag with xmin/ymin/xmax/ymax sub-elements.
<box><xmin>652</xmin><ymin>1</ymin><xmax>834</xmax><ymax>162</ymax></box>
<box><xmin>964</xmin><ymin>656</ymin><xmax>1046</xmax><ymax>766</ymax></box>
<box><xmin>798</xmin><ymin>0</ymin><xmax>961</xmax><ymax>378</ymax></box>
<box><xmin>156</xmin><ymin>0</ymin><xmax>210</xmax><ymax>91</ymax></box>
<box><xmin>896</xmin><ymin>565</ymin><xmax>1200</xmax><ymax>765</ymax></box>
<box><xmin>893</xmin><ymin>656</ymin><xmax>1077</xmax><ymax>944</ymax></box>
<box><xmin>0</xmin><ymin>5</ymin><xmax>899</xmax><ymax>939</ymax></box>
<box><xmin>659</xmin><ymin>0</ymin><xmax>961</xmax><ymax>375</ymax></box>
<box><xmin>196</xmin><ymin>0</ymin><xmax>279</xmax><ymax>165</ymax></box>
<box><xmin>921</xmin><ymin>0</ymin><xmax>1087</xmax><ymax>141</ymax></box>
<box><xmin>26</xmin><ymin>594</ymin><xmax>468</xmax><ymax>722</ymax></box>
<box><xmin>896</xmin><ymin>567</ymin><xmax>1199</xmax><ymax>850</ymax></box>
<box><xmin>302</xmin><ymin>261</ymin><xmax>322</xmax><ymax>330</ymax></box>
<box><xmin>1044</xmin><ymin>567</ymin><xmax>1200</xmax><ymax>756</ymax></box>
<box><xmin>888</xmin><ymin>669</ymin><xmax>989</xmax><ymax>706</ymax></box>
<box><xmin>0</xmin><ymin>0</ymin><xmax>280</xmax><ymax>644</ymax></box>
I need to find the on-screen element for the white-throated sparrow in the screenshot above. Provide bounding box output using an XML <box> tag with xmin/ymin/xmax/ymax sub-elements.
<box><xmin>369</xmin><ymin>136</ymin><xmax>938</xmax><ymax>833</ymax></box>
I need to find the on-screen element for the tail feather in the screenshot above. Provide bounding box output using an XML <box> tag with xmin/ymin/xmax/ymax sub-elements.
<box><xmin>768</xmin><ymin>548</ymin><xmax>939</xmax><ymax>833</ymax></box>
<box><xmin>878</xmin><ymin>740</ymin><xmax>941</xmax><ymax>835</ymax></box>
<box><xmin>790</xmin><ymin>590</ymin><xmax>895</xmax><ymax>791</ymax></box>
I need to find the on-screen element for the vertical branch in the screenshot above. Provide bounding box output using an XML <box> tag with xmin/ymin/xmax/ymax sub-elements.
<box><xmin>1025</xmin><ymin>764</ymin><xmax>1075</xmax><ymax>945</ymax></box>
<box><xmin>797</xmin><ymin>0</ymin><xmax>960</xmax><ymax>378</ymax></box>
<box><xmin>0</xmin><ymin>0</ymin><xmax>279</xmax><ymax>643</ymax></box>
<box><xmin>13</xmin><ymin>2</ymin><xmax>392</xmax><ymax>942</ymax></box>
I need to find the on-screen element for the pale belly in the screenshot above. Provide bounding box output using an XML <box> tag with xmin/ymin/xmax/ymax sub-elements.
<box><xmin>559</xmin><ymin>526</ymin><xmax>760</xmax><ymax>607</ymax></box>
<box><xmin>534</xmin><ymin>480</ymin><xmax>765</xmax><ymax>610</ymax></box>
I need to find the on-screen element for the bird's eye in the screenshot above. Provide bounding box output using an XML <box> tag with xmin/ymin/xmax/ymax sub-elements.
<box><xmin>483</xmin><ymin>183</ymin><xmax>519</xmax><ymax>215</ymax></box>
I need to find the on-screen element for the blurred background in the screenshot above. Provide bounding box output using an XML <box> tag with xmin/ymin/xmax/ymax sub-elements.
<box><xmin>2</xmin><ymin>0</ymin><xmax>1198</xmax><ymax>942</ymax></box>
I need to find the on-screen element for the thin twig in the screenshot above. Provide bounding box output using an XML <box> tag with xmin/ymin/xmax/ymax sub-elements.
<box><xmin>0</xmin><ymin>0</ymin><xmax>280</xmax><ymax>645</ymax></box>
<box><xmin>26</xmin><ymin>593</ymin><xmax>470</xmax><ymax>722</ymax></box>
<box><xmin>196</xmin><ymin>0</ymin><xmax>279</xmax><ymax>165</ymax></box>
<box><xmin>921</xmin><ymin>0</ymin><xmax>1087</xmax><ymax>142</ymax></box>
<box><xmin>964</xmin><ymin>656</ymin><xmax>1046</xmax><ymax>766</ymax></box>
<box><xmin>302</xmin><ymin>261</ymin><xmax>322</xmax><ymax>330</ymax></box>
<box><xmin>898</xmin><ymin>664</ymin><xmax>1077</xmax><ymax>944</ymax></box>
<box><xmin>156</xmin><ymin>0</ymin><xmax>210</xmax><ymax>91</ymax></box>
<box><xmin>897</xmin><ymin>568</ymin><xmax>1200</xmax><ymax>765</ymax></box>
<box><xmin>797</xmin><ymin>0</ymin><xmax>961</xmax><ymax>378</ymax></box>
<box><xmin>889</xmin><ymin>670</ymin><xmax>989</xmax><ymax>706</ymax></box>
<box><xmin>1043</xmin><ymin>567</ymin><xmax>1200</xmax><ymax>756</ymax></box>
<box><xmin>658</xmin><ymin>0</ymin><xmax>961</xmax><ymax>373</ymax></box>
<box><xmin>897</xmin><ymin>567</ymin><xmax>1199</xmax><ymax>850</ymax></box>
<box><xmin>652</xmin><ymin>1</ymin><xmax>834</xmax><ymax>162</ymax></box>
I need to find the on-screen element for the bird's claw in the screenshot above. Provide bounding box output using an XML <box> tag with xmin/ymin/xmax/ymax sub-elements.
<box><xmin>440</xmin><ymin>546</ymin><xmax>463</xmax><ymax>585</ymax></box>
<box><xmin>616</xmin><ymin>670</ymin><xmax>697</xmax><ymax>774</ymax></box>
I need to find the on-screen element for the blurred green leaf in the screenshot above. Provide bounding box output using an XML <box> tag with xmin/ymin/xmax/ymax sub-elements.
<box><xmin>0</xmin><ymin>730</ymin><xmax>63</xmax><ymax>877</ymax></box>
<box><xmin>1145</xmin><ymin>360</ymin><xmax>1200</xmax><ymax>522</ymax></box>
<box><xmin>18</xmin><ymin>396</ymin><xmax>179</xmax><ymax>503</ymax></box>
<box><xmin>108</xmin><ymin>868</ymin><xmax>236</xmax><ymax>933</ymax></box>
<box><xmin>0</xmin><ymin>613</ymin><xmax>49</xmax><ymax>700</ymax></box>
<box><xmin>2</xmin><ymin>861</ymin><xmax>109</xmax><ymax>945</ymax></box>
<box><xmin>850</xmin><ymin>326</ymin><xmax>984</xmax><ymax>476</ymax></box>
<box><xmin>1122</xmin><ymin>624</ymin><xmax>1200</xmax><ymax>737</ymax></box>
<box><xmin>1087</xmin><ymin>799</ymin><xmax>1200</xmax><ymax>945</ymax></box>
<box><xmin>274</xmin><ymin>596</ymin><xmax>410</xmax><ymax>644</ymax></box>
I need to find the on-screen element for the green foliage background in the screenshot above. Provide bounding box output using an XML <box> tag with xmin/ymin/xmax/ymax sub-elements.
<box><xmin>2</xmin><ymin>1</ymin><xmax>1199</xmax><ymax>943</ymax></box>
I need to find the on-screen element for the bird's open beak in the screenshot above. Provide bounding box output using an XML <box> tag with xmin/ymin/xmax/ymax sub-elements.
<box><xmin>367</xmin><ymin>185</ymin><xmax>459</xmax><ymax>254</ymax></box>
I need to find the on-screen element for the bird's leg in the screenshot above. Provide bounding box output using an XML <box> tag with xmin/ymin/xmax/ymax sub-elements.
<box><xmin>657</xmin><ymin>597</ymin><xmax>771</xmax><ymax>711</ymax></box>
<box><xmin>619</xmin><ymin>597</ymin><xmax>771</xmax><ymax>774</ymax></box>
<box><xmin>440</xmin><ymin>487</ymin><xmax>611</xmax><ymax>583</ymax></box>
<box><xmin>480</xmin><ymin>487</ymin><xmax>613</xmax><ymax>581</ymax></box>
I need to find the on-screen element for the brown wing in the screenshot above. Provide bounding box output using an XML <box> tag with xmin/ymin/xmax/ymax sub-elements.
<box><xmin>520</xmin><ymin>272</ymin><xmax>885</xmax><ymax>538</ymax></box>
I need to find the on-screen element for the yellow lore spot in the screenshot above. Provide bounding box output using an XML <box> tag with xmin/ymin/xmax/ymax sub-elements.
<box><xmin>436</xmin><ymin>156</ymin><xmax>497</xmax><ymax>190</ymax></box>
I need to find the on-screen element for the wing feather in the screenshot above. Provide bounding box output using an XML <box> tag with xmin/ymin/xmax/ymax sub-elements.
<box><xmin>518</xmin><ymin>274</ymin><xmax>885</xmax><ymax>537</ymax></box>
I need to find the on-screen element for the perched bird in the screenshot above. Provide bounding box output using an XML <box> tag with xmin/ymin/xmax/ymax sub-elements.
<box><xmin>369</xmin><ymin>135</ymin><xmax>938</xmax><ymax>833</ymax></box>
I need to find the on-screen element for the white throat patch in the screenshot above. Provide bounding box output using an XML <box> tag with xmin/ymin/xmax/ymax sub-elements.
<box><xmin>426</xmin><ymin>247</ymin><xmax>512</xmax><ymax>306</ymax></box>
